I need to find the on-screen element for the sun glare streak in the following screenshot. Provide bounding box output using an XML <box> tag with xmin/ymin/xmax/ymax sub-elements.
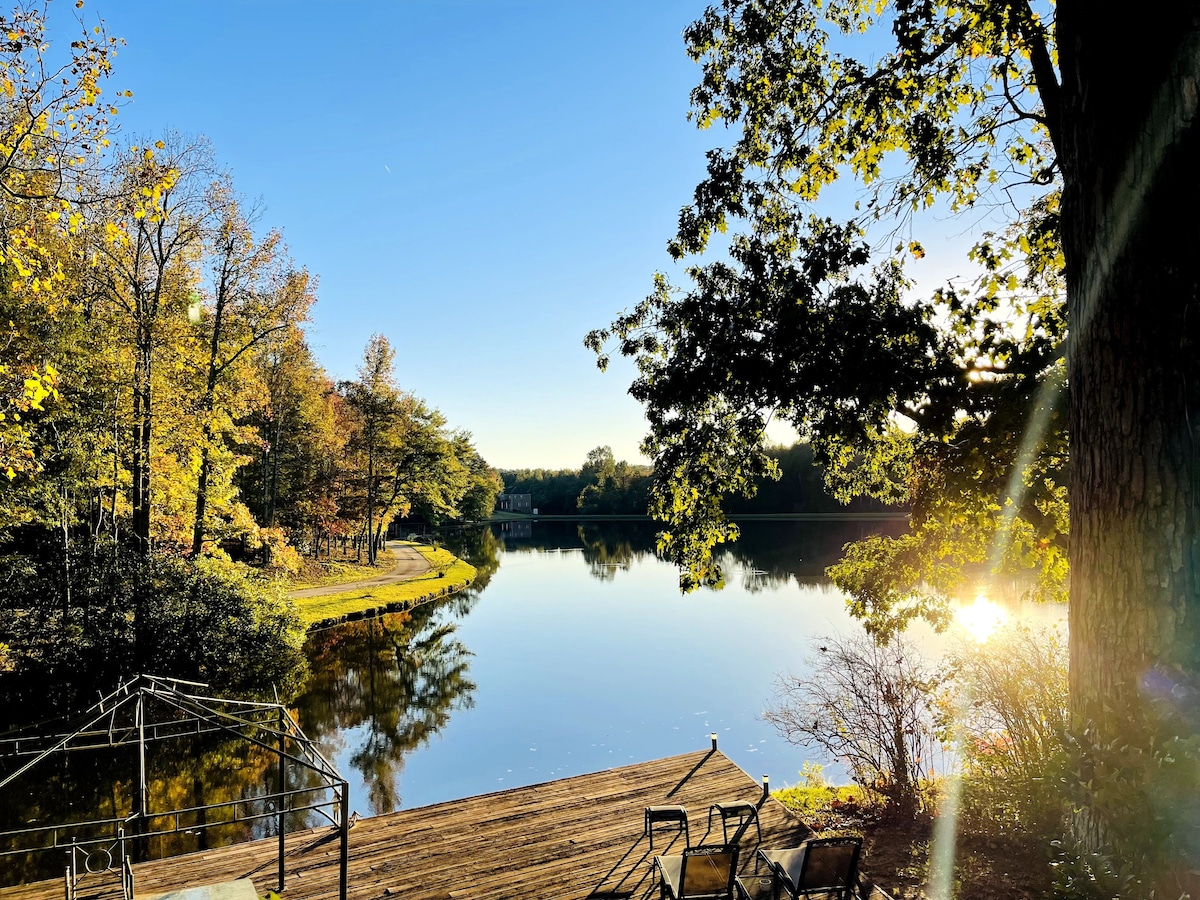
<box><xmin>986</xmin><ymin>367</ymin><xmax>1063</xmax><ymax>576</ymax></box>
<box><xmin>928</xmin><ymin>772</ymin><xmax>961</xmax><ymax>900</ymax></box>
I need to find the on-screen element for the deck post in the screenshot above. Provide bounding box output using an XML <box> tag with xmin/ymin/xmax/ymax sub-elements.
<box><xmin>134</xmin><ymin>692</ymin><xmax>148</xmax><ymax>861</ymax></box>
<box><xmin>277</xmin><ymin>706</ymin><xmax>286</xmax><ymax>893</ymax></box>
<box><xmin>339</xmin><ymin>779</ymin><xmax>350</xmax><ymax>900</ymax></box>
<box><xmin>710</xmin><ymin>733</ymin><xmax>718</xmax><ymax>751</ymax></box>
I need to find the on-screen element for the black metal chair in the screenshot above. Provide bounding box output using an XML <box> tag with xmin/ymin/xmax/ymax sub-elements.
<box><xmin>757</xmin><ymin>837</ymin><xmax>863</xmax><ymax>900</ymax></box>
<box><xmin>655</xmin><ymin>844</ymin><xmax>741</xmax><ymax>899</ymax></box>
<box><xmin>645</xmin><ymin>805</ymin><xmax>691</xmax><ymax>850</ymax></box>
<box><xmin>707</xmin><ymin>801</ymin><xmax>762</xmax><ymax>850</ymax></box>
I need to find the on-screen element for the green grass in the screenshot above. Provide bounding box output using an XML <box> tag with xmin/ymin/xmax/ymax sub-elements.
<box><xmin>291</xmin><ymin>546</ymin><xmax>475</xmax><ymax>628</ymax></box>
<box><xmin>288</xmin><ymin>549</ymin><xmax>398</xmax><ymax>589</ymax></box>
<box><xmin>772</xmin><ymin>782</ymin><xmax>867</xmax><ymax>819</ymax></box>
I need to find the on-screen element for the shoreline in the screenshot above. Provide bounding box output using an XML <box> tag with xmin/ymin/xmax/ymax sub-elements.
<box><xmin>302</xmin><ymin>573</ymin><xmax>475</xmax><ymax>632</ymax></box>
<box><xmin>290</xmin><ymin>543</ymin><xmax>476</xmax><ymax>631</ymax></box>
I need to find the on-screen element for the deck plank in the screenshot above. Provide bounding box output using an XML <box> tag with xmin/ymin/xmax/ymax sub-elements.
<box><xmin>1</xmin><ymin>750</ymin><xmax>891</xmax><ymax>900</ymax></box>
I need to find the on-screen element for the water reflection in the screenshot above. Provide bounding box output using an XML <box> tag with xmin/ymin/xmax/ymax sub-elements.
<box><xmin>295</xmin><ymin>600</ymin><xmax>477</xmax><ymax>815</ymax></box>
<box><xmin>491</xmin><ymin>519</ymin><xmax>904</xmax><ymax>591</ymax></box>
<box><xmin>436</xmin><ymin>526</ymin><xmax>502</xmax><ymax>599</ymax></box>
<box><xmin>0</xmin><ymin>724</ymin><xmax>295</xmax><ymax>884</ymax></box>
<box><xmin>577</xmin><ymin>523</ymin><xmax>654</xmax><ymax>580</ymax></box>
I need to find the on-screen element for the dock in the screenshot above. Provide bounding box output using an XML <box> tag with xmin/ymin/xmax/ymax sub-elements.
<box><xmin>1</xmin><ymin>749</ymin><xmax>890</xmax><ymax>900</ymax></box>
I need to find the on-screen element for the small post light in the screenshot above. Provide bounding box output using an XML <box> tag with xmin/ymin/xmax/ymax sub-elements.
<box><xmin>710</xmin><ymin>733</ymin><xmax>718</xmax><ymax>751</ymax></box>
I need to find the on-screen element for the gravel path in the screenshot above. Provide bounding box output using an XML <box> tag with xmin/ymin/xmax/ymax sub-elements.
<box><xmin>287</xmin><ymin>542</ymin><xmax>433</xmax><ymax>599</ymax></box>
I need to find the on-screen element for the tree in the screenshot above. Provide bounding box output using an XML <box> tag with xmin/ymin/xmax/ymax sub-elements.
<box><xmin>0</xmin><ymin>2</ymin><xmax>122</xmax><ymax>484</ymax></box>
<box><xmin>375</xmin><ymin>399</ymin><xmax>469</xmax><ymax>527</ymax></box>
<box><xmin>236</xmin><ymin>327</ymin><xmax>344</xmax><ymax>555</ymax></box>
<box><xmin>590</xmin><ymin>0</ymin><xmax>1200</xmax><ymax>871</ymax></box>
<box><xmin>341</xmin><ymin>334</ymin><xmax>404</xmax><ymax>566</ymax></box>
<box><xmin>190</xmin><ymin>185</ymin><xmax>314</xmax><ymax>556</ymax></box>
<box><xmin>580</xmin><ymin>445</ymin><xmax>616</xmax><ymax>483</ymax></box>
<box><xmin>452</xmin><ymin>434</ymin><xmax>503</xmax><ymax>522</ymax></box>
<box><xmin>91</xmin><ymin>135</ymin><xmax>214</xmax><ymax>553</ymax></box>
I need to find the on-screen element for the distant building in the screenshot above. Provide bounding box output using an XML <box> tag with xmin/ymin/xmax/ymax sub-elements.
<box><xmin>496</xmin><ymin>493</ymin><xmax>532</xmax><ymax>513</ymax></box>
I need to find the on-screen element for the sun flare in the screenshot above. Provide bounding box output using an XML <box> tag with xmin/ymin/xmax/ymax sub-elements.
<box><xmin>956</xmin><ymin>594</ymin><xmax>1008</xmax><ymax>643</ymax></box>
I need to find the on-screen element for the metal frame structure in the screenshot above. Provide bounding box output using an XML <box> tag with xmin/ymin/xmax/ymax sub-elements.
<box><xmin>0</xmin><ymin>674</ymin><xmax>350</xmax><ymax>900</ymax></box>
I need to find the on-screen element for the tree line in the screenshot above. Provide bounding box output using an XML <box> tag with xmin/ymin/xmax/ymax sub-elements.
<box><xmin>502</xmin><ymin>443</ymin><xmax>892</xmax><ymax>517</ymax></box>
<box><xmin>0</xmin><ymin>8</ymin><xmax>499</xmax><ymax>707</ymax></box>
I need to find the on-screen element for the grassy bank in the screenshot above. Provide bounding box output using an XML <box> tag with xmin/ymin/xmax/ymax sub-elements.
<box><xmin>291</xmin><ymin>545</ymin><xmax>476</xmax><ymax>630</ymax></box>
<box><xmin>288</xmin><ymin>546</ymin><xmax>398</xmax><ymax>589</ymax></box>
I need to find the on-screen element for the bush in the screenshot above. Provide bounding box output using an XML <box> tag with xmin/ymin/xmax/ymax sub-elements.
<box><xmin>942</xmin><ymin>623</ymin><xmax>1070</xmax><ymax>837</ymax></box>
<box><xmin>1050</xmin><ymin>673</ymin><xmax>1200</xmax><ymax>899</ymax></box>
<box><xmin>0</xmin><ymin>544</ymin><xmax>308</xmax><ymax>718</ymax></box>
<box><xmin>765</xmin><ymin>630</ymin><xmax>944</xmax><ymax>816</ymax></box>
<box><xmin>771</xmin><ymin>762</ymin><xmax>875</xmax><ymax>826</ymax></box>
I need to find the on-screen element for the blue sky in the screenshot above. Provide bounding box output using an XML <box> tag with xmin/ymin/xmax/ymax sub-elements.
<box><xmin>61</xmin><ymin>1</ymin><xmax>983</xmax><ymax>470</ymax></box>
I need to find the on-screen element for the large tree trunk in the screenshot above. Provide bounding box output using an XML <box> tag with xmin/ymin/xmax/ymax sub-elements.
<box><xmin>192</xmin><ymin>443</ymin><xmax>213</xmax><ymax>556</ymax></box>
<box><xmin>131</xmin><ymin>325</ymin><xmax>153</xmax><ymax>554</ymax></box>
<box><xmin>1059</xmin><ymin>0</ymin><xmax>1200</xmax><ymax>853</ymax></box>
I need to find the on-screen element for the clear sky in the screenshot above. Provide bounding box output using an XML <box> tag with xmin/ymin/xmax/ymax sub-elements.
<box><xmin>58</xmin><ymin>1</ymin><xmax>983</xmax><ymax>470</ymax></box>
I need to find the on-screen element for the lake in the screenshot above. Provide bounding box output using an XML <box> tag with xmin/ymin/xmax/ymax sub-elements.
<box><xmin>290</xmin><ymin>519</ymin><xmax>1059</xmax><ymax>816</ymax></box>
<box><xmin>0</xmin><ymin>518</ymin><xmax>1065</xmax><ymax>883</ymax></box>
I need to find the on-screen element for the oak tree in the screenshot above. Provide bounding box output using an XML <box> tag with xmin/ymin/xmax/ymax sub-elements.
<box><xmin>590</xmin><ymin>0</ymin><xmax>1200</xmax><ymax>876</ymax></box>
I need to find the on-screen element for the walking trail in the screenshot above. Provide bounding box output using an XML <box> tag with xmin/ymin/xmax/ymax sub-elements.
<box><xmin>287</xmin><ymin>542</ymin><xmax>433</xmax><ymax>599</ymax></box>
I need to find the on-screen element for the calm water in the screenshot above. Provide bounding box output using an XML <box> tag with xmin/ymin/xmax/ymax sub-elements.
<box><xmin>292</xmin><ymin>520</ymin><xmax>918</xmax><ymax>815</ymax></box>
<box><xmin>0</xmin><ymin>519</ymin><xmax>1066</xmax><ymax>883</ymax></box>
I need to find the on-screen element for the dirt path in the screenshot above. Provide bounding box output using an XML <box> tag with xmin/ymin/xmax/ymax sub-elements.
<box><xmin>288</xmin><ymin>542</ymin><xmax>433</xmax><ymax>599</ymax></box>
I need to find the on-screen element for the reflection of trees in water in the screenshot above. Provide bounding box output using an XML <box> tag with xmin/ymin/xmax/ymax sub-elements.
<box><xmin>433</xmin><ymin>527</ymin><xmax>501</xmax><ymax>603</ymax></box>
<box><xmin>0</xmin><ymin>728</ymin><xmax>295</xmax><ymax>886</ymax></box>
<box><xmin>295</xmin><ymin>600</ymin><xmax>476</xmax><ymax>814</ymax></box>
<box><xmin>575</xmin><ymin>523</ymin><xmax>657</xmax><ymax>581</ymax></box>
<box><xmin>483</xmin><ymin>521</ymin><xmax>660</xmax><ymax>581</ymax></box>
<box><xmin>479</xmin><ymin>519</ymin><xmax>902</xmax><ymax>588</ymax></box>
<box><xmin>714</xmin><ymin>547</ymin><xmax>793</xmax><ymax>593</ymax></box>
<box><xmin>719</xmin><ymin>520</ymin><xmax>905</xmax><ymax>588</ymax></box>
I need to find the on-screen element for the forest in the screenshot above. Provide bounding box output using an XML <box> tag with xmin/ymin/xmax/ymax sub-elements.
<box><xmin>503</xmin><ymin>443</ymin><xmax>893</xmax><ymax>517</ymax></box>
<box><xmin>0</xmin><ymin>9</ymin><xmax>501</xmax><ymax>711</ymax></box>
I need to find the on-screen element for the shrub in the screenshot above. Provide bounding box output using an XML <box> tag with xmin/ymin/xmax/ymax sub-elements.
<box><xmin>771</xmin><ymin>762</ymin><xmax>873</xmax><ymax>827</ymax></box>
<box><xmin>1051</xmin><ymin>673</ymin><xmax>1200</xmax><ymax>899</ymax></box>
<box><xmin>765</xmin><ymin>630</ymin><xmax>944</xmax><ymax>816</ymax></box>
<box><xmin>941</xmin><ymin>623</ymin><xmax>1069</xmax><ymax>836</ymax></box>
<box><xmin>0</xmin><ymin>544</ymin><xmax>307</xmax><ymax>717</ymax></box>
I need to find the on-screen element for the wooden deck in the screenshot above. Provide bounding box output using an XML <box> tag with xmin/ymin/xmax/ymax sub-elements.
<box><xmin>1</xmin><ymin>749</ymin><xmax>889</xmax><ymax>900</ymax></box>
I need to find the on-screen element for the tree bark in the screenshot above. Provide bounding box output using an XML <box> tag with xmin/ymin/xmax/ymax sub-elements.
<box><xmin>1059</xmin><ymin>0</ymin><xmax>1200</xmax><ymax>848</ymax></box>
<box><xmin>191</xmin><ymin>279</ymin><xmax>227</xmax><ymax>557</ymax></box>
<box><xmin>131</xmin><ymin>323</ymin><xmax>153</xmax><ymax>554</ymax></box>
